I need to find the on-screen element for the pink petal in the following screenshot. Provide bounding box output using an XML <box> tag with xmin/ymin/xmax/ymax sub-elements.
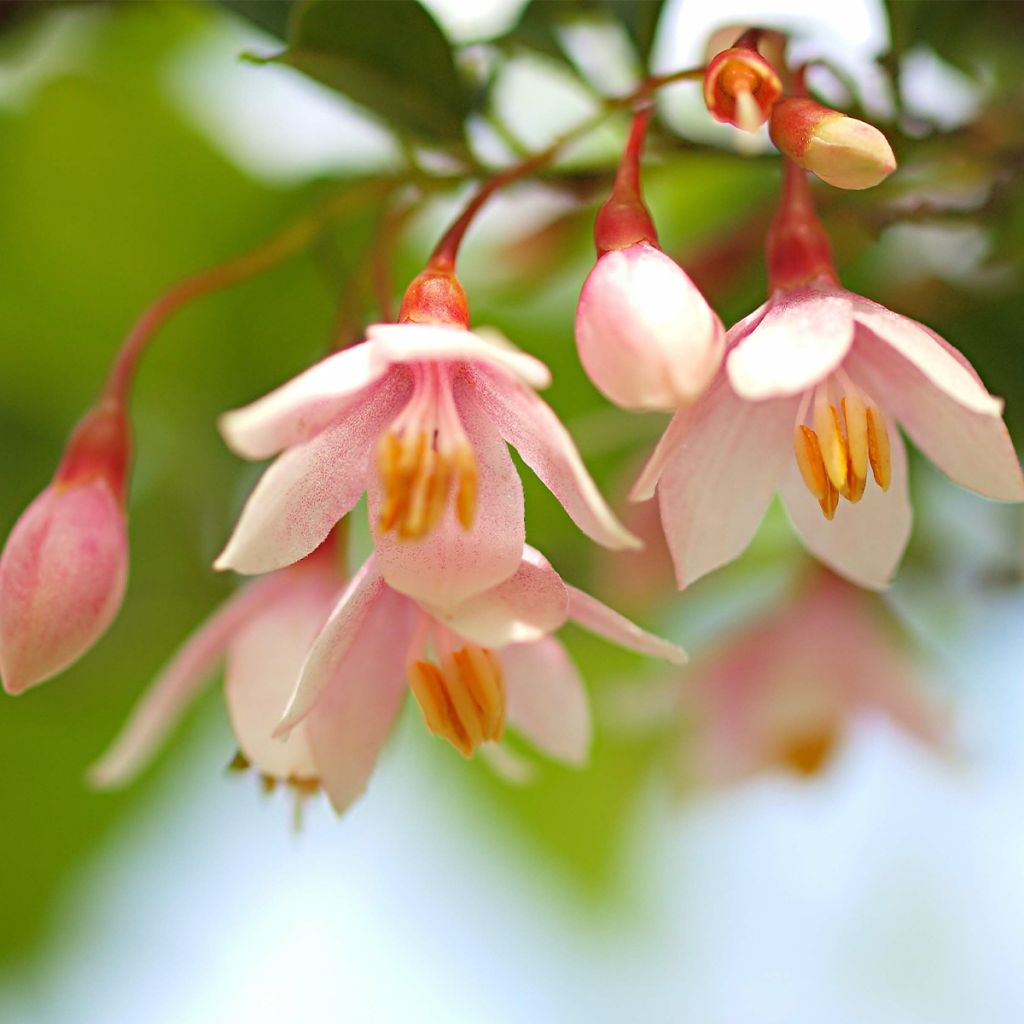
<box><xmin>846</xmin><ymin>331</ymin><xmax>1024</xmax><ymax>502</ymax></box>
<box><xmin>369</xmin><ymin>381</ymin><xmax>525</xmax><ymax>609</ymax></box>
<box><xmin>575</xmin><ymin>242</ymin><xmax>725</xmax><ymax>410</ymax></box>
<box><xmin>215</xmin><ymin>376</ymin><xmax>409</xmax><ymax>575</ymax></box>
<box><xmin>501</xmin><ymin>636</ymin><xmax>591</xmax><ymax>765</ymax></box>
<box><xmin>726</xmin><ymin>286</ymin><xmax>855</xmax><ymax>400</ymax></box>
<box><xmin>851</xmin><ymin>296</ymin><xmax>1004</xmax><ymax>415</ymax></box>
<box><xmin>302</xmin><ymin>583</ymin><xmax>418</xmax><ymax>814</ymax></box>
<box><xmin>466</xmin><ymin>365</ymin><xmax>641</xmax><ymax>551</ymax></box>
<box><xmin>366</xmin><ymin>322</ymin><xmax>551</xmax><ymax>389</ymax></box>
<box><xmin>275</xmin><ymin>558</ymin><xmax>389</xmax><ymax>733</ymax></box>
<box><xmin>643</xmin><ymin>378</ymin><xmax>796</xmax><ymax>587</ymax></box>
<box><xmin>566</xmin><ymin>585</ymin><xmax>687</xmax><ymax>663</ymax></box>
<box><xmin>0</xmin><ymin>481</ymin><xmax>128</xmax><ymax>694</ymax></box>
<box><xmin>219</xmin><ymin>343</ymin><xmax>390</xmax><ymax>459</ymax></box>
<box><xmin>88</xmin><ymin>574</ymin><xmax>289</xmax><ymax>787</ymax></box>
<box><xmin>222</xmin><ymin>580</ymin><xmax>337</xmax><ymax>781</ymax></box>
<box><xmin>780</xmin><ymin>428</ymin><xmax>912</xmax><ymax>590</ymax></box>
<box><xmin>431</xmin><ymin>545</ymin><xmax>568</xmax><ymax>647</ymax></box>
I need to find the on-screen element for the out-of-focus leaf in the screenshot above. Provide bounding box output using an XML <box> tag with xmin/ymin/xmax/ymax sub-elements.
<box><xmin>884</xmin><ymin>0</ymin><xmax>1023</xmax><ymax>78</ymax></box>
<box><xmin>217</xmin><ymin>0</ymin><xmax>292</xmax><ymax>40</ymax></box>
<box><xmin>504</xmin><ymin>0</ymin><xmax>666</xmax><ymax>69</ymax></box>
<box><xmin>259</xmin><ymin>0</ymin><xmax>472</xmax><ymax>144</ymax></box>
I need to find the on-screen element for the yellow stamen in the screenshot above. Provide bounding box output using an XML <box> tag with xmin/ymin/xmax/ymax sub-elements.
<box><xmin>866</xmin><ymin>407</ymin><xmax>891</xmax><ymax>490</ymax></box>
<box><xmin>814</xmin><ymin>400</ymin><xmax>848</xmax><ymax>492</ymax></box>
<box><xmin>407</xmin><ymin>645</ymin><xmax>506</xmax><ymax>757</ymax></box>
<box><xmin>777</xmin><ymin>722</ymin><xmax>840</xmax><ymax>777</ymax></box>
<box><xmin>840</xmin><ymin>395</ymin><xmax>868</xmax><ymax>502</ymax></box>
<box><xmin>819</xmin><ymin>476</ymin><xmax>839</xmax><ymax>520</ymax></box>
<box><xmin>376</xmin><ymin>430</ymin><xmax>477</xmax><ymax>541</ymax></box>
<box><xmin>454</xmin><ymin>442</ymin><xmax>477</xmax><ymax>530</ymax></box>
<box><xmin>793</xmin><ymin>424</ymin><xmax>828</xmax><ymax>501</ymax></box>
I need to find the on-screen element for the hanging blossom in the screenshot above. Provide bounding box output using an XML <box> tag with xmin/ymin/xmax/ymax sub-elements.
<box><xmin>0</xmin><ymin>399</ymin><xmax>130</xmax><ymax>693</ymax></box>
<box><xmin>633</xmin><ymin>159</ymin><xmax>1024</xmax><ymax>591</ymax></box>
<box><xmin>575</xmin><ymin>109</ymin><xmax>724</xmax><ymax>411</ymax></box>
<box><xmin>95</xmin><ymin>541</ymin><xmax>685</xmax><ymax>812</ymax></box>
<box><xmin>702</xmin><ymin>28</ymin><xmax>783</xmax><ymax>133</ymax></box>
<box><xmin>675</xmin><ymin>570</ymin><xmax>948</xmax><ymax>784</ymax></box>
<box><xmin>89</xmin><ymin>534</ymin><xmax>346</xmax><ymax>795</ymax></box>
<box><xmin>217</xmin><ymin>266</ymin><xmax>640</xmax><ymax>611</ymax></box>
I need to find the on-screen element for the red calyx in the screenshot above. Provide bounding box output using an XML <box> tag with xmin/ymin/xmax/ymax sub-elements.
<box><xmin>398</xmin><ymin>266</ymin><xmax>470</xmax><ymax>329</ymax></box>
<box><xmin>54</xmin><ymin>399</ymin><xmax>132</xmax><ymax>503</ymax></box>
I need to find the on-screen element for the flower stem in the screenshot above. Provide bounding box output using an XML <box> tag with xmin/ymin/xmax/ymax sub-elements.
<box><xmin>103</xmin><ymin>178</ymin><xmax>397</xmax><ymax>408</ymax></box>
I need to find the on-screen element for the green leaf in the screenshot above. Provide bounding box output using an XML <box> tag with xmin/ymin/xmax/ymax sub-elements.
<box><xmin>504</xmin><ymin>0</ymin><xmax>667</xmax><ymax>71</ymax></box>
<box><xmin>217</xmin><ymin>0</ymin><xmax>293</xmax><ymax>40</ymax></box>
<box><xmin>264</xmin><ymin>0</ymin><xmax>472</xmax><ymax>144</ymax></box>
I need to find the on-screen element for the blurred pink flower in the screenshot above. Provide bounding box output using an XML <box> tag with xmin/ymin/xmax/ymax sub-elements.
<box><xmin>679</xmin><ymin>571</ymin><xmax>948</xmax><ymax>784</ymax></box>
<box><xmin>216</xmin><ymin>321</ymin><xmax>638</xmax><ymax>610</ymax></box>
<box><xmin>633</xmin><ymin>163</ymin><xmax>1024</xmax><ymax>590</ymax></box>
<box><xmin>1</xmin><ymin>402</ymin><xmax>130</xmax><ymax>694</ymax></box>
<box><xmin>89</xmin><ymin>537</ymin><xmax>344</xmax><ymax>791</ymax></box>
<box><xmin>271</xmin><ymin>547</ymin><xmax>686</xmax><ymax>813</ymax></box>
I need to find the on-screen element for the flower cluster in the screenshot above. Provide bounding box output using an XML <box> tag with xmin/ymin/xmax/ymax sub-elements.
<box><xmin>1</xmin><ymin>24</ymin><xmax>1020</xmax><ymax>813</ymax></box>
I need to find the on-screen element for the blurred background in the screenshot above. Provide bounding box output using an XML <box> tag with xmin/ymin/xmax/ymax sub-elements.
<box><xmin>1</xmin><ymin>0</ymin><xmax>1022</xmax><ymax>1021</ymax></box>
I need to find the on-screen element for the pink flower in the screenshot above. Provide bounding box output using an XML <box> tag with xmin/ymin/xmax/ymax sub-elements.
<box><xmin>270</xmin><ymin>547</ymin><xmax>686</xmax><ymax>813</ymax></box>
<box><xmin>576</xmin><ymin>108</ymin><xmax>724</xmax><ymax>411</ymax></box>
<box><xmin>1</xmin><ymin>402</ymin><xmax>130</xmax><ymax>694</ymax></box>
<box><xmin>89</xmin><ymin>539</ymin><xmax>344</xmax><ymax>790</ymax></box>
<box><xmin>216</xmin><ymin>319</ymin><xmax>639</xmax><ymax>610</ymax></box>
<box><xmin>576</xmin><ymin>242</ymin><xmax>725</xmax><ymax>410</ymax></box>
<box><xmin>633</xmin><ymin>164</ymin><xmax>1024</xmax><ymax>590</ymax></box>
<box><xmin>677</xmin><ymin>571</ymin><xmax>948</xmax><ymax>784</ymax></box>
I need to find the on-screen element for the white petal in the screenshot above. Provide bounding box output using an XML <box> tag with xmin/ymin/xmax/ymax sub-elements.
<box><xmin>780</xmin><ymin>428</ymin><xmax>911</xmax><ymax>590</ymax></box>
<box><xmin>726</xmin><ymin>287</ymin><xmax>855</xmax><ymax>400</ymax></box>
<box><xmin>366</xmin><ymin>322</ymin><xmax>551</xmax><ymax>389</ymax></box>
<box><xmin>846</xmin><ymin>331</ymin><xmax>1024</xmax><ymax>501</ymax></box>
<box><xmin>851</xmin><ymin>296</ymin><xmax>1003</xmax><ymax>415</ymax></box>
<box><xmin>215</xmin><ymin>377</ymin><xmax>408</xmax><ymax>575</ymax></box>
<box><xmin>466</xmin><ymin>365</ymin><xmax>641</xmax><ymax>550</ymax></box>
<box><xmin>501</xmin><ymin>636</ymin><xmax>591</xmax><ymax>765</ymax></box>
<box><xmin>431</xmin><ymin>545</ymin><xmax>568</xmax><ymax>647</ymax></box>
<box><xmin>219</xmin><ymin>343</ymin><xmax>388</xmax><ymax>459</ymax></box>
<box><xmin>88</xmin><ymin>575</ymin><xmax>288</xmax><ymax>788</ymax></box>
<box><xmin>648</xmin><ymin>377</ymin><xmax>796</xmax><ymax>587</ymax></box>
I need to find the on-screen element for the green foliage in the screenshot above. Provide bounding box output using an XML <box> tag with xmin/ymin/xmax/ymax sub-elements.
<box><xmin>257</xmin><ymin>0</ymin><xmax>474</xmax><ymax>144</ymax></box>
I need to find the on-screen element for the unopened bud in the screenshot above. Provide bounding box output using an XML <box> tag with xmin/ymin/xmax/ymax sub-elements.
<box><xmin>575</xmin><ymin>242</ymin><xmax>725</xmax><ymax>411</ymax></box>
<box><xmin>0</xmin><ymin>402</ymin><xmax>130</xmax><ymax>693</ymax></box>
<box><xmin>703</xmin><ymin>41</ymin><xmax>782</xmax><ymax>132</ymax></box>
<box><xmin>769</xmin><ymin>97</ymin><xmax>897</xmax><ymax>190</ymax></box>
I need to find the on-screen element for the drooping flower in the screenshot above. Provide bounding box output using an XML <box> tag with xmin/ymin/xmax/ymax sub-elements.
<box><xmin>769</xmin><ymin>96</ymin><xmax>897</xmax><ymax>190</ymax></box>
<box><xmin>676</xmin><ymin>570</ymin><xmax>948</xmax><ymax>785</ymax></box>
<box><xmin>1</xmin><ymin>400</ymin><xmax>131</xmax><ymax>694</ymax></box>
<box><xmin>216</xmin><ymin>267</ymin><xmax>639</xmax><ymax>611</ymax></box>
<box><xmin>89</xmin><ymin>535</ymin><xmax>345</xmax><ymax>791</ymax></box>
<box><xmin>575</xmin><ymin>110</ymin><xmax>724</xmax><ymax>411</ymax></box>
<box><xmin>703</xmin><ymin>29</ymin><xmax>783</xmax><ymax>132</ymax></box>
<box><xmin>632</xmin><ymin>161</ymin><xmax>1024</xmax><ymax>590</ymax></box>
<box><xmin>269</xmin><ymin>547</ymin><xmax>686</xmax><ymax>813</ymax></box>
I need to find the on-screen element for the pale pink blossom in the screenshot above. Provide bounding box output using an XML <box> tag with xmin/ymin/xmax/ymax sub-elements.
<box><xmin>270</xmin><ymin>547</ymin><xmax>686</xmax><ymax>813</ymax></box>
<box><xmin>575</xmin><ymin>242</ymin><xmax>725</xmax><ymax>411</ymax></box>
<box><xmin>0</xmin><ymin>403</ymin><xmax>130</xmax><ymax>694</ymax></box>
<box><xmin>677</xmin><ymin>571</ymin><xmax>948</xmax><ymax>784</ymax></box>
<box><xmin>216</xmin><ymin>322</ymin><xmax>639</xmax><ymax>610</ymax></box>
<box><xmin>89</xmin><ymin>540</ymin><xmax>343</xmax><ymax>790</ymax></box>
<box><xmin>633</xmin><ymin>165</ymin><xmax>1024</xmax><ymax>591</ymax></box>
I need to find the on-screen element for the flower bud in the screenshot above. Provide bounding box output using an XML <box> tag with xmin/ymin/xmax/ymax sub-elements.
<box><xmin>0</xmin><ymin>402</ymin><xmax>130</xmax><ymax>694</ymax></box>
<box><xmin>769</xmin><ymin>97</ymin><xmax>897</xmax><ymax>190</ymax></box>
<box><xmin>575</xmin><ymin>241</ymin><xmax>725</xmax><ymax>411</ymax></box>
<box><xmin>703</xmin><ymin>38</ymin><xmax>782</xmax><ymax>132</ymax></box>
